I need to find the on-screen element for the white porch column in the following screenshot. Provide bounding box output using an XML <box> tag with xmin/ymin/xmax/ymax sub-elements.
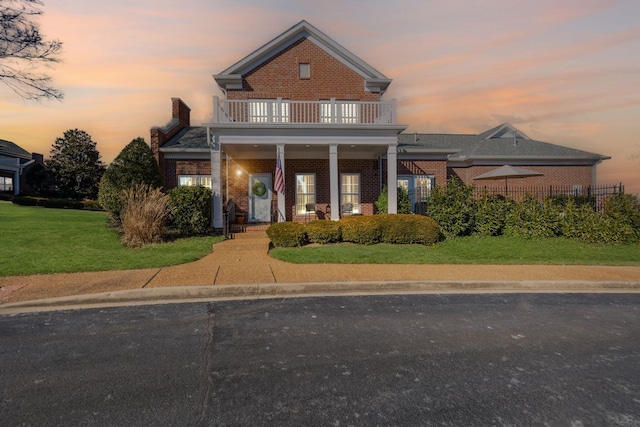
<box><xmin>329</xmin><ymin>144</ymin><xmax>340</xmax><ymax>221</ymax></box>
<box><xmin>208</xmin><ymin>128</ymin><xmax>223</xmax><ymax>229</ymax></box>
<box><xmin>387</xmin><ymin>145</ymin><xmax>397</xmax><ymax>214</ymax></box>
<box><xmin>276</xmin><ymin>144</ymin><xmax>286</xmax><ymax>222</ymax></box>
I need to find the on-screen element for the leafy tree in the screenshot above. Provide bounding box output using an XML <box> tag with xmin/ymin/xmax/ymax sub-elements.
<box><xmin>24</xmin><ymin>162</ymin><xmax>50</xmax><ymax>195</ymax></box>
<box><xmin>98</xmin><ymin>137</ymin><xmax>163</xmax><ymax>224</ymax></box>
<box><xmin>0</xmin><ymin>0</ymin><xmax>63</xmax><ymax>100</ymax></box>
<box><xmin>46</xmin><ymin>129</ymin><xmax>105</xmax><ymax>199</ymax></box>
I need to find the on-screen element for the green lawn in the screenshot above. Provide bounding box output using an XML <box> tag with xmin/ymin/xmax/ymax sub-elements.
<box><xmin>0</xmin><ymin>201</ymin><xmax>223</xmax><ymax>276</ymax></box>
<box><xmin>270</xmin><ymin>236</ymin><xmax>640</xmax><ymax>265</ymax></box>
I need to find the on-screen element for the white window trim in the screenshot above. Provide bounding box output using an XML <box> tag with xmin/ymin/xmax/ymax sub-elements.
<box><xmin>178</xmin><ymin>175</ymin><xmax>212</xmax><ymax>189</ymax></box>
<box><xmin>340</xmin><ymin>173</ymin><xmax>361</xmax><ymax>214</ymax></box>
<box><xmin>295</xmin><ymin>173</ymin><xmax>316</xmax><ymax>215</ymax></box>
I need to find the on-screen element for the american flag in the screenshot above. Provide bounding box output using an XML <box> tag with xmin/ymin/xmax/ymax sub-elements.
<box><xmin>274</xmin><ymin>152</ymin><xmax>285</xmax><ymax>194</ymax></box>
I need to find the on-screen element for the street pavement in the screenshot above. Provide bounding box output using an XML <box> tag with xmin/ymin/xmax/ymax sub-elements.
<box><xmin>1</xmin><ymin>231</ymin><xmax>640</xmax><ymax>313</ymax></box>
<box><xmin>2</xmin><ymin>294</ymin><xmax>639</xmax><ymax>426</ymax></box>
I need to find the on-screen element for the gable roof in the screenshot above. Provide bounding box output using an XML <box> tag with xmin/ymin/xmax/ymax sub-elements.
<box><xmin>398</xmin><ymin>124</ymin><xmax>610</xmax><ymax>166</ymax></box>
<box><xmin>0</xmin><ymin>139</ymin><xmax>32</xmax><ymax>160</ymax></box>
<box><xmin>214</xmin><ymin>20</ymin><xmax>392</xmax><ymax>94</ymax></box>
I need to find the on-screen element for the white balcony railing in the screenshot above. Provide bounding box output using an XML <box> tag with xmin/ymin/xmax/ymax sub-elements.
<box><xmin>212</xmin><ymin>97</ymin><xmax>396</xmax><ymax>125</ymax></box>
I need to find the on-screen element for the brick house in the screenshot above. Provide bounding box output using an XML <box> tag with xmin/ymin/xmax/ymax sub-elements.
<box><xmin>0</xmin><ymin>139</ymin><xmax>39</xmax><ymax>195</ymax></box>
<box><xmin>151</xmin><ymin>20</ymin><xmax>609</xmax><ymax>228</ymax></box>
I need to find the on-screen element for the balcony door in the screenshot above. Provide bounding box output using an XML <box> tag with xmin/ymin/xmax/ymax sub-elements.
<box><xmin>248</xmin><ymin>173</ymin><xmax>272</xmax><ymax>223</ymax></box>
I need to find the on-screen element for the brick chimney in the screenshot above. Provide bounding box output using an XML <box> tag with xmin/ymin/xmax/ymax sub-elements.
<box><xmin>150</xmin><ymin>98</ymin><xmax>192</xmax><ymax>180</ymax></box>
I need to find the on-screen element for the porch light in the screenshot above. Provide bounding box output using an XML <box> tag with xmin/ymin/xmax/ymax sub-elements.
<box><xmin>236</xmin><ymin>169</ymin><xmax>242</xmax><ymax>176</ymax></box>
<box><xmin>326</xmin><ymin>204</ymin><xmax>331</xmax><ymax>214</ymax></box>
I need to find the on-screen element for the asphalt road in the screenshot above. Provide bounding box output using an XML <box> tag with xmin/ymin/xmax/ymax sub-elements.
<box><xmin>1</xmin><ymin>294</ymin><xmax>640</xmax><ymax>426</ymax></box>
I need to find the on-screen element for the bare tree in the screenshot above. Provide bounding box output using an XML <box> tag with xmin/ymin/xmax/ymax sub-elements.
<box><xmin>0</xmin><ymin>0</ymin><xmax>62</xmax><ymax>100</ymax></box>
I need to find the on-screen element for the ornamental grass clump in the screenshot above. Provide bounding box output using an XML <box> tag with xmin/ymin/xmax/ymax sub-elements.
<box><xmin>121</xmin><ymin>184</ymin><xmax>170</xmax><ymax>248</ymax></box>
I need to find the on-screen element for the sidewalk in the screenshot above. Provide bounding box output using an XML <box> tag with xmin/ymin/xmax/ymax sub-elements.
<box><xmin>2</xmin><ymin>231</ymin><xmax>640</xmax><ymax>312</ymax></box>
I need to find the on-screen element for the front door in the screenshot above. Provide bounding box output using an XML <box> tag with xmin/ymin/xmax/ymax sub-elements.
<box><xmin>248</xmin><ymin>173</ymin><xmax>272</xmax><ymax>223</ymax></box>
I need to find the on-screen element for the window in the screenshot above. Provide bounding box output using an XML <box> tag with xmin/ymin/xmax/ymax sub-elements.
<box><xmin>0</xmin><ymin>176</ymin><xmax>13</xmax><ymax>192</ymax></box>
<box><xmin>320</xmin><ymin>101</ymin><xmax>360</xmax><ymax>124</ymax></box>
<box><xmin>178</xmin><ymin>175</ymin><xmax>211</xmax><ymax>189</ymax></box>
<box><xmin>299</xmin><ymin>63</ymin><xmax>310</xmax><ymax>79</ymax></box>
<box><xmin>341</xmin><ymin>173</ymin><xmax>360</xmax><ymax>214</ymax></box>
<box><xmin>295</xmin><ymin>173</ymin><xmax>315</xmax><ymax>215</ymax></box>
<box><xmin>249</xmin><ymin>99</ymin><xmax>289</xmax><ymax>123</ymax></box>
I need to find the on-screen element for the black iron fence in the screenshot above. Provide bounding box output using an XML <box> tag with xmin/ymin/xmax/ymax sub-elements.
<box><xmin>472</xmin><ymin>183</ymin><xmax>625</xmax><ymax>212</ymax></box>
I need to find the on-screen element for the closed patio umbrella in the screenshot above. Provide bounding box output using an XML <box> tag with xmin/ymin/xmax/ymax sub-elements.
<box><xmin>473</xmin><ymin>165</ymin><xmax>544</xmax><ymax>195</ymax></box>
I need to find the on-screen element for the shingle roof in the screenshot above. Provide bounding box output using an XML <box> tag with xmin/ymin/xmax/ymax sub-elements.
<box><xmin>0</xmin><ymin>139</ymin><xmax>32</xmax><ymax>160</ymax></box>
<box><xmin>399</xmin><ymin>124</ymin><xmax>609</xmax><ymax>165</ymax></box>
<box><xmin>161</xmin><ymin>127</ymin><xmax>209</xmax><ymax>151</ymax></box>
<box><xmin>160</xmin><ymin>123</ymin><xmax>609</xmax><ymax>166</ymax></box>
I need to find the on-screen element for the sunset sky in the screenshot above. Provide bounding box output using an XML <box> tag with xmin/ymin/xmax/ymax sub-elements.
<box><xmin>2</xmin><ymin>0</ymin><xmax>639</xmax><ymax>195</ymax></box>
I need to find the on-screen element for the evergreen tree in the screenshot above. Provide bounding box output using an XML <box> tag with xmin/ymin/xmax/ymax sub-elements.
<box><xmin>98</xmin><ymin>137</ymin><xmax>163</xmax><ymax>223</ymax></box>
<box><xmin>46</xmin><ymin>129</ymin><xmax>105</xmax><ymax>199</ymax></box>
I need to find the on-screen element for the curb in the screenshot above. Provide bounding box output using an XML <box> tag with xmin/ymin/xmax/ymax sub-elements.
<box><xmin>2</xmin><ymin>280</ymin><xmax>640</xmax><ymax>314</ymax></box>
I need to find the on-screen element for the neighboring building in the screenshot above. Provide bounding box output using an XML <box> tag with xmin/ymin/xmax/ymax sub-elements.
<box><xmin>151</xmin><ymin>20</ymin><xmax>609</xmax><ymax>228</ymax></box>
<box><xmin>0</xmin><ymin>139</ymin><xmax>37</xmax><ymax>195</ymax></box>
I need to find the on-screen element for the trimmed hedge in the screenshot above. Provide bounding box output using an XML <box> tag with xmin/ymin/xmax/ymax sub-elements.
<box><xmin>305</xmin><ymin>220</ymin><xmax>342</xmax><ymax>244</ymax></box>
<box><xmin>12</xmin><ymin>196</ymin><xmax>46</xmax><ymax>206</ymax></box>
<box><xmin>43</xmin><ymin>199</ymin><xmax>84</xmax><ymax>209</ymax></box>
<box><xmin>375</xmin><ymin>214</ymin><xmax>440</xmax><ymax>245</ymax></box>
<box><xmin>266</xmin><ymin>222</ymin><xmax>307</xmax><ymax>247</ymax></box>
<box><xmin>340</xmin><ymin>216</ymin><xmax>381</xmax><ymax>245</ymax></box>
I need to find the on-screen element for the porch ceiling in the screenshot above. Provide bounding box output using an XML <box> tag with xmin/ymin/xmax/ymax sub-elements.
<box><xmin>222</xmin><ymin>143</ymin><xmax>388</xmax><ymax>160</ymax></box>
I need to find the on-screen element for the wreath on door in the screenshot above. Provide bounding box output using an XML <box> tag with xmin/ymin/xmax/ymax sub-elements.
<box><xmin>252</xmin><ymin>181</ymin><xmax>267</xmax><ymax>197</ymax></box>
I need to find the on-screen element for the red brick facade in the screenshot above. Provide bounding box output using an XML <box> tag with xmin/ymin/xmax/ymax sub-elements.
<box><xmin>450</xmin><ymin>165</ymin><xmax>594</xmax><ymax>190</ymax></box>
<box><xmin>227</xmin><ymin>38</ymin><xmax>380</xmax><ymax>103</ymax></box>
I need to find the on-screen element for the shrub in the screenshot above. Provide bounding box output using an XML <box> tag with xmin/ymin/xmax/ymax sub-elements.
<box><xmin>475</xmin><ymin>193</ymin><xmax>511</xmax><ymax>236</ymax></box>
<box><xmin>98</xmin><ymin>137</ymin><xmax>163</xmax><ymax>225</ymax></box>
<box><xmin>82</xmin><ymin>199</ymin><xmax>103</xmax><ymax>211</ymax></box>
<box><xmin>0</xmin><ymin>193</ymin><xmax>13</xmax><ymax>201</ymax></box>
<box><xmin>267</xmin><ymin>222</ymin><xmax>307</xmax><ymax>247</ymax></box>
<box><xmin>375</xmin><ymin>185</ymin><xmax>413</xmax><ymax>214</ymax></box>
<box><xmin>305</xmin><ymin>220</ymin><xmax>342</xmax><ymax>244</ymax></box>
<box><xmin>168</xmin><ymin>186</ymin><xmax>212</xmax><ymax>236</ymax></box>
<box><xmin>121</xmin><ymin>185</ymin><xmax>170</xmax><ymax>248</ymax></box>
<box><xmin>340</xmin><ymin>216</ymin><xmax>381</xmax><ymax>244</ymax></box>
<box><xmin>602</xmin><ymin>193</ymin><xmax>640</xmax><ymax>243</ymax></box>
<box><xmin>42</xmin><ymin>199</ymin><xmax>84</xmax><ymax>209</ymax></box>
<box><xmin>375</xmin><ymin>214</ymin><xmax>440</xmax><ymax>245</ymax></box>
<box><xmin>504</xmin><ymin>195</ymin><xmax>561</xmax><ymax>238</ymax></box>
<box><xmin>12</xmin><ymin>196</ymin><xmax>45</xmax><ymax>206</ymax></box>
<box><xmin>427</xmin><ymin>178</ymin><xmax>475</xmax><ymax>239</ymax></box>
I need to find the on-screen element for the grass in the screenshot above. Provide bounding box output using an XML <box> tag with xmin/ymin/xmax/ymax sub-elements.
<box><xmin>269</xmin><ymin>235</ymin><xmax>640</xmax><ymax>265</ymax></box>
<box><xmin>0</xmin><ymin>201</ymin><xmax>224</xmax><ymax>276</ymax></box>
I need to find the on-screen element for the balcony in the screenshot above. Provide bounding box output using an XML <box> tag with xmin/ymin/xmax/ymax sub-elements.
<box><xmin>212</xmin><ymin>97</ymin><xmax>397</xmax><ymax>125</ymax></box>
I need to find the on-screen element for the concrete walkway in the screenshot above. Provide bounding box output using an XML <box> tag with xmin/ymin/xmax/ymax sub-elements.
<box><xmin>2</xmin><ymin>231</ymin><xmax>640</xmax><ymax>312</ymax></box>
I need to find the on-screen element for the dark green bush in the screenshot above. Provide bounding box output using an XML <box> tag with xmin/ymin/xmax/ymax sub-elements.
<box><xmin>375</xmin><ymin>214</ymin><xmax>440</xmax><ymax>245</ymax></box>
<box><xmin>82</xmin><ymin>200</ymin><xmax>103</xmax><ymax>211</ymax></box>
<box><xmin>12</xmin><ymin>196</ymin><xmax>45</xmax><ymax>206</ymax></box>
<box><xmin>43</xmin><ymin>199</ymin><xmax>84</xmax><ymax>209</ymax></box>
<box><xmin>0</xmin><ymin>193</ymin><xmax>12</xmax><ymax>201</ymax></box>
<box><xmin>340</xmin><ymin>216</ymin><xmax>381</xmax><ymax>244</ymax></box>
<box><xmin>98</xmin><ymin>137</ymin><xmax>163</xmax><ymax>224</ymax></box>
<box><xmin>168</xmin><ymin>186</ymin><xmax>212</xmax><ymax>236</ymax></box>
<box><xmin>267</xmin><ymin>222</ymin><xmax>307</xmax><ymax>247</ymax></box>
<box><xmin>427</xmin><ymin>178</ymin><xmax>475</xmax><ymax>239</ymax></box>
<box><xmin>305</xmin><ymin>220</ymin><xmax>342</xmax><ymax>244</ymax></box>
<box><xmin>546</xmin><ymin>194</ymin><xmax>595</xmax><ymax>210</ymax></box>
<box><xmin>475</xmin><ymin>193</ymin><xmax>511</xmax><ymax>236</ymax></box>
